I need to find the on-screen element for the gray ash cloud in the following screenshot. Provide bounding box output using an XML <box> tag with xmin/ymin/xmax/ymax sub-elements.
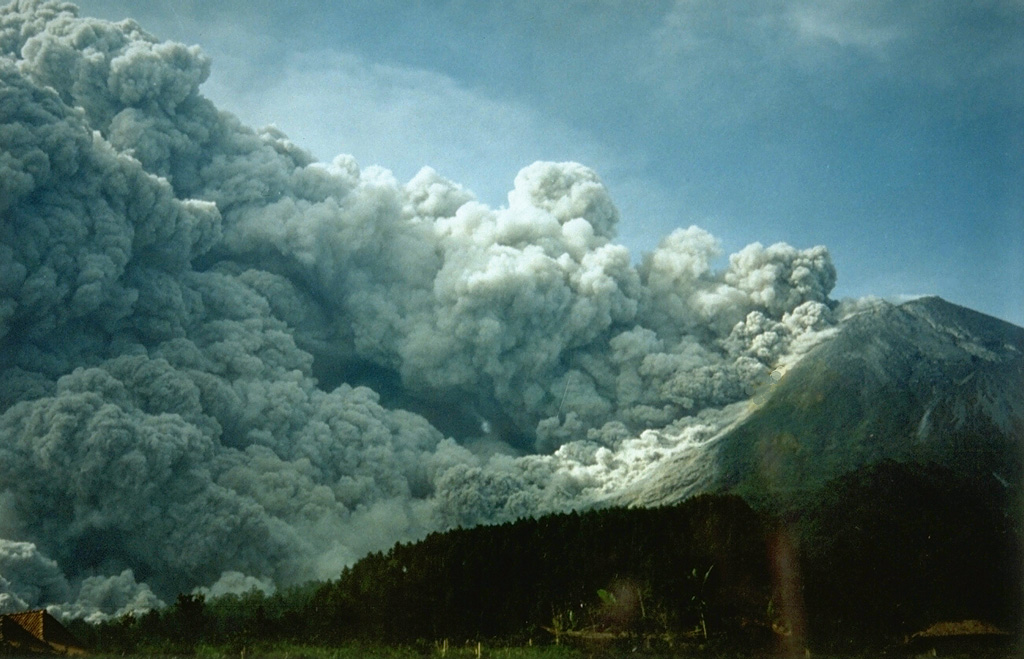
<box><xmin>0</xmin><ymin>0</ymin><xmax>840</xmax><ymax>620</ymax></box>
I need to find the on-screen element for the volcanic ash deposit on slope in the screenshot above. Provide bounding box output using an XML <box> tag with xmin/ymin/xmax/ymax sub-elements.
<box><xmin>0</xmin><ymin>0</ymin><xmax>842</xmax><ymax>619</ymax></box>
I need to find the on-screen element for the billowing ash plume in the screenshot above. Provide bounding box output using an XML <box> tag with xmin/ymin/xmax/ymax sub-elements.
<box><xmin>0</xmin><ymin>1</ymin><xmax>840</xmax><ymax>619</ymax></box>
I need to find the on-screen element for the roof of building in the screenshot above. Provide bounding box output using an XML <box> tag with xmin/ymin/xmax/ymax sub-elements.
<box><xmin>0</xmin><ymin>614</ymin><xmax>54</xmax><ymax>653</ymax></box>
<box><xmin>0</xmin><ymin>609</ymin><xmax>86</xmax><ymax>654</ymax></box>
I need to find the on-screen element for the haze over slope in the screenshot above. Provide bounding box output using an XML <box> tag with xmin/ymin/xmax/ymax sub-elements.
<box><xmin>0</xmin><ymin>1</ymin><xmax>1014</xmax><ymax>623</ymax></box>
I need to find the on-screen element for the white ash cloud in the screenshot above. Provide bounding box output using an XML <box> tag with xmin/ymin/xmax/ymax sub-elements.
<box><xmin>52</xmin><ymin>569</ymin><xmax>164</xmax><ymax>623</ymax></box>
<box><xmin>0</xmin><ymin>540</ymin><xmax>70</xmax><ymax>613</ymax></box>
<box><xmin>0</xmin><ymin>0</ymin><xmax>841</xmax><ymax>619</ymax></box>
<box><xmin>194</xmin><ymin>571</ymin><xmax>275</xmax><ymax>600</ymax></box>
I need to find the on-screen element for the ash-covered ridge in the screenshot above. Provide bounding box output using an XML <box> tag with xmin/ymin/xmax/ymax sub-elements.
<box><xmin>618</xmin><ymin>297</ymin><xmax>1024</xmax><ymax>509</ymax></box>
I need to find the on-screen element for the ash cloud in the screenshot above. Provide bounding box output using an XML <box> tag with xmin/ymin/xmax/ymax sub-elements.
<box><xmin>0</xmin><ymin>0</ymin><xmax>839</xmax><ymax>619</ymax></box>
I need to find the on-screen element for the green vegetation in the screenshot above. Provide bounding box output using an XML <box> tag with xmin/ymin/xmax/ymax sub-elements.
<box><xmin>68</xmin><ymin>461</ymin><xmax>1021</xmax><ymax>657</ymax></box>
<box><xmin>797</xmin><ymin>460</ymin><xmax>1022</xmax><ymax>648</ymax></box>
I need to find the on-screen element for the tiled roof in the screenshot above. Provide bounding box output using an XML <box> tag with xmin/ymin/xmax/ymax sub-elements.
<box><xmin>0</xmin><ymin>609</ymin><xmax>86</xmax><ymax>654</ymax></box>
<box><xmin>0</xmin><ymin>614</ymin><xmax>55</xmax><ymax>653</ymax></box>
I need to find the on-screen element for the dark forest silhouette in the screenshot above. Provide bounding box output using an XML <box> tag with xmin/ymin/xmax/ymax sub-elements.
<box><xmin>69</xmin><ymin>461</ymin><xmax>1020</xmax><ymax>656</ymax></box>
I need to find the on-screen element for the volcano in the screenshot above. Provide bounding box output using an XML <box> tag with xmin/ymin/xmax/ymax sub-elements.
<box><xmin>618</xmin><ymin>296</ymin><xmax>1024</xmax><ymax>508</ymax></box>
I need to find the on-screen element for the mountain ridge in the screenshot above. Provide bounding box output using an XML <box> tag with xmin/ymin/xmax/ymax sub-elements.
<box><xmin>617</xmin><ymin>296</ymin><xmax>1024</xmax><ymax>509</ymax></box>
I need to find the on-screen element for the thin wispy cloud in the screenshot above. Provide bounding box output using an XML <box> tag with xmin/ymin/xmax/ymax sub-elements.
<box><xmin>788</xmin><ymin>3</ymin><xmax>902</xmax><ymax>53</ymax></box>
<box><xmin>203</xmin><ymin>48</ymin><xmax>618</xmax><ymax>209</ymax></box>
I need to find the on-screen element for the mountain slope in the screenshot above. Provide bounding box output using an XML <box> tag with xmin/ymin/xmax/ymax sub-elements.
<box><xmin>620</xmin><ymin>297</ymin><xmax>1024</xmax><ymax>508</ymax></box>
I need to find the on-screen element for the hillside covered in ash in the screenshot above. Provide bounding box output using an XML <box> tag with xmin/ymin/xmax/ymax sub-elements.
<box><xmin>621</xmin><ymin>296</ymin><xmax>1024</xmax><ymax>510</ymax></box>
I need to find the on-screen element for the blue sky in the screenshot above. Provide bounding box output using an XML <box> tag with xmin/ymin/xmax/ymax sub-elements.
<box><xmin>75</xmin><ymin>0</ymin><xmax>1024</xmax><ymax>326</ymax></box>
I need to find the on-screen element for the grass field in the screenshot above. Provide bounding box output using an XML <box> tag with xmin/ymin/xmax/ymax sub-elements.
<box><xmin>180</xmin><ymin>639</ymin><xmax>1024</xmax><ymax>659</ymax></box>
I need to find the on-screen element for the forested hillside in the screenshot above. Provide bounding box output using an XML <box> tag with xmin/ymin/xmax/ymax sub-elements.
<box><xmin>70</xmin><ymin>461</ymin><xmax>1021</xmax><ymax>655</ymax></box>
<box><xmin>313</xmin><ymin>494</ymin><xmax>770</xmax><ymax>644</ymax></box>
